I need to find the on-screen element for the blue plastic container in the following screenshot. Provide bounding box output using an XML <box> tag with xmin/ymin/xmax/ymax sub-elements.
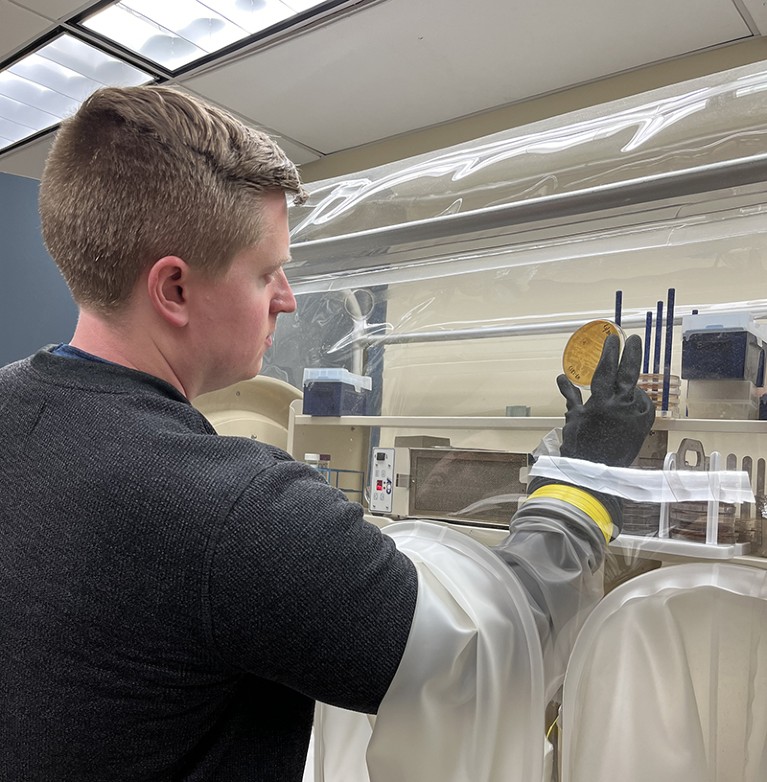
<box><xmin>302</xmin><ymin>368</ymin><xmax>372</xmax><ymax>416</ymax></box>
<box><xmin>681</xmin><ymin>331</ymin><xmax>764</xmax><ymax>383</ymax></box>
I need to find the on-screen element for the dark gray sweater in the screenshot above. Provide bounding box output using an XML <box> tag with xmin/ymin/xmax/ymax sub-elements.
<box><xmin>0</xmin><ymin>349</ymin><xmax>418</xmax><ymax>781</ymax></box>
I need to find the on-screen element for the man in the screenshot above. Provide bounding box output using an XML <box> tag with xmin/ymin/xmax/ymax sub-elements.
<box><xmin>0</xmin><ymin>85</ymin><xmax>654</xmax><ymax>781</ymax></box>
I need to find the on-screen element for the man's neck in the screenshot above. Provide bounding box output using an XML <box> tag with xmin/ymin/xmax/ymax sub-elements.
<box><xmin>70</xmin><ymin>308</ymin><xmax>189</xmax><ymax>398</ymax></box>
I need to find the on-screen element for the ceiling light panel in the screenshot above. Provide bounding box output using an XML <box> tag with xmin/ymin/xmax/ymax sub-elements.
<box><xmin>81</xmin><ymin>0</ymin><xmax>328</xmax><ymax>72</ymax></box>
<box><xmin>0</xmin><ymin>34</ymin><xmax>152</xmax><ymax>152</ymax></box>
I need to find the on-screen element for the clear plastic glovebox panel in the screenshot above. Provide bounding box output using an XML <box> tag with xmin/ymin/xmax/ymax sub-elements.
<box><xmin>263</xmin><ymin>59</ymin><xmax>767</xmax><ymax>502</ymax></box>
<box><xmin>289</xmin><ymin>60</ymin><xmax>767</xmax><ymax>246</ymax></box>
<box><xmin>260</xmin><ymin>60</ymin><xmax>767</xmax><ymax>564</ymax></box>
<box><xmin>273</xmin><ymin>60</ymin><xmax>767</xmax><ymax>422</ymax></box>
<box><xmin>266</xmin><ymin>200</ymin><xmax>767</xmax><ymax>419</ymax></box>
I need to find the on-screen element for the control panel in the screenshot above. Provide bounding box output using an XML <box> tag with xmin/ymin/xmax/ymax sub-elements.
<box><xmin>369</xmin><ymin>448</ymin><xmax>395</xmax><ymax>513</ymax></box>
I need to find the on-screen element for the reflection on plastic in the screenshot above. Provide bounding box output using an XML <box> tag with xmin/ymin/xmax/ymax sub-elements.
<box><xmin>291</xmin><ymin>62</ymin><xmax>767</xmax><ymax>244</ymax></box>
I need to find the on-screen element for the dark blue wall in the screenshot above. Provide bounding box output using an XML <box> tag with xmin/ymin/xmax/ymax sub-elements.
<box><xmin>0</xmin><ymin>172</ymin><xmax>78</xmax><ymax>366</ymax></box>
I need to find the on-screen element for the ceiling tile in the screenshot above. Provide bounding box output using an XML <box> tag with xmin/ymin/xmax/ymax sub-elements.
<box><xmin>181</xmin><ymin>0</ymin><xmax>751</xmax><ymax>154</ymax></box>
<box><xmin>0</xmin><ymin>133</ymin><xmax>53</xmax><ymax>180</ymax></box>
<box><xmin>738</xmin><ymin>0</ymin><xmax>767</xmax><ymax>34</ymax></box>
<box><xmin>11</xmin><ymin>0</ymin><xmax>90</xmax><ymax>22</ymax></box>
<box><xmin>266</xmin><ymin>134</ymin><xmax>320</xmax><ymax>166</ymax></box>
<box><xmin>0</xmin><ymin>0</ymin><xmax>54</xmax><ymax>61</ymax></box>
<box><xmin>173</xmin><ymin>85</ymin><xmax>320</xmax><ymax>166</ymax></box>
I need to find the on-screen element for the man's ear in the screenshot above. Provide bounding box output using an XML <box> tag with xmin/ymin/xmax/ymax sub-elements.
<box><xmin>146</xmin><ymin>256</ymin><xmax>191</xmax><ymax>328</ymax></box>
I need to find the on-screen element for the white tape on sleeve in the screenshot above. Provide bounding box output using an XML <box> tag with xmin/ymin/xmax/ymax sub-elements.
<box><xmin>529</xmin><ymin>455</ymin><xmax>755</xmax><ymax>504</ymax></box>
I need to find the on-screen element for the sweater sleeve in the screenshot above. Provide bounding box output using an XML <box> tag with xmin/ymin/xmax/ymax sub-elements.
<box><xmin>205</xmin><ymin>457</ymin><xmax>418</xmax><ymax>715</ymax></box>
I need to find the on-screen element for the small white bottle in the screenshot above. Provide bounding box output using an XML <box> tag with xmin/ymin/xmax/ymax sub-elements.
<box><xmin>304</xmin><ymin>453</ymin><xmax>331</xmax><ymax>482</ymax></box>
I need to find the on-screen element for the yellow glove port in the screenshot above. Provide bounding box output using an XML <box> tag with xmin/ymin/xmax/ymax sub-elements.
<box><xmin>527</xmin><ymin>485</ymin><xmax>613</xmax><ymax>544</ymax></box>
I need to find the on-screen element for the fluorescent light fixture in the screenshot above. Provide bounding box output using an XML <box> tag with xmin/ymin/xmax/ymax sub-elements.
<box><xmin>81</xmin><ymin>0</ymin><xmax>329</xmax><ymax>72</ymax></box>
<box><xmin>0</xmin><ymin>34</ymin><xmax>153</xmax><ymax>152</ymax></box>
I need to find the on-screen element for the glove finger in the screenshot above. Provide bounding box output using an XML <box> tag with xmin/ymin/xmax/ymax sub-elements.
<box><xmin>636</xmin><ymin>384</ymin><xmax>657</xmax><ymax>421</ymax></box>
<box><xmin>588</xmin><ymin>334</ymin><xmax>620</xmax><ymax>400</ymax></box>
<box><xmin>556</xmin><ymin>373</ymin><xmax>583</xmax><ymax>411</ymax></box>
<box><xmin>615</xmin><ymin>334</ymin><xmax>644</xmax><ymax>399</ymax></box>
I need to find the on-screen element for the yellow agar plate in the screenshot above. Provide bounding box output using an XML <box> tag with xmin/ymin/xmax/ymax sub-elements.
<box><xmin>562</xmin><ymin>319</ymin><xmax>624</xmax><ymax>388</ymax></box>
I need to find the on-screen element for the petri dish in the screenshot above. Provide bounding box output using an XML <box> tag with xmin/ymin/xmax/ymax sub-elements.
<box><xmin>562</xmin><ymin>319</ymin><xmax>624</xmax><ymax>389</ymax></box>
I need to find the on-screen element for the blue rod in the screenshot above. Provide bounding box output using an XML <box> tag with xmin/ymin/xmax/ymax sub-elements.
<box><xmin>614</xmin><ymin>290</ymin><xmax>623</xmax><ymax>327</ymax></box>
<box><xmin>643</xmin><ymin>311</ymin><xmax>652</xmax><ymax>373</ymax></box>
<box><xmin>662</xmin><ymin>288</ymin><xmax>676</xmax><ymax>412</ymax></box>
<box><xmin>653</xmin><ymin>301</ymin><xmax>663</xmax><ymax>374</ymax></box>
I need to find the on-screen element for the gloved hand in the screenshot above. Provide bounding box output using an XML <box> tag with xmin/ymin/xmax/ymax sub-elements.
<box><xmin>556</xmin><ymin>333</ymin><xmax>655</xmax><ymax>467</ymax></box>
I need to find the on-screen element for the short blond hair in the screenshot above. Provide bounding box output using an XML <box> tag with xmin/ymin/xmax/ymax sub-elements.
<box><xmin>39</xmin><ymin>85</ymin><xmax>307</xmax><ymax>312</ymax></box>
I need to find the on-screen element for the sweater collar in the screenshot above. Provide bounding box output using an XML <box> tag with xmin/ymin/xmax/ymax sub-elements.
<box><xmin>30</xmin><ymin>345</ymin><xmax>191</xmax><ymax>405</ymax></box>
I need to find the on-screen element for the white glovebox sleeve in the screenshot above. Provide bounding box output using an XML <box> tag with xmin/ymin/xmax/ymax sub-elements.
<box><xmin>560</xmin><ymin>563</ymin><xmax>767</xmax><ymax>782</ymax></box>
<box><xmin>312</xmin><ymin>521</ymin><xmax>551</xmax><ymax>782</ymax></box>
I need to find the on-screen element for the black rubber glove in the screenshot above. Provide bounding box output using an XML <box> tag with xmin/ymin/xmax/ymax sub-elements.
<box><xmin>556</xmin><ymin>334</ymin><xmax>655</xmax><ymax>467</ymax></box>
